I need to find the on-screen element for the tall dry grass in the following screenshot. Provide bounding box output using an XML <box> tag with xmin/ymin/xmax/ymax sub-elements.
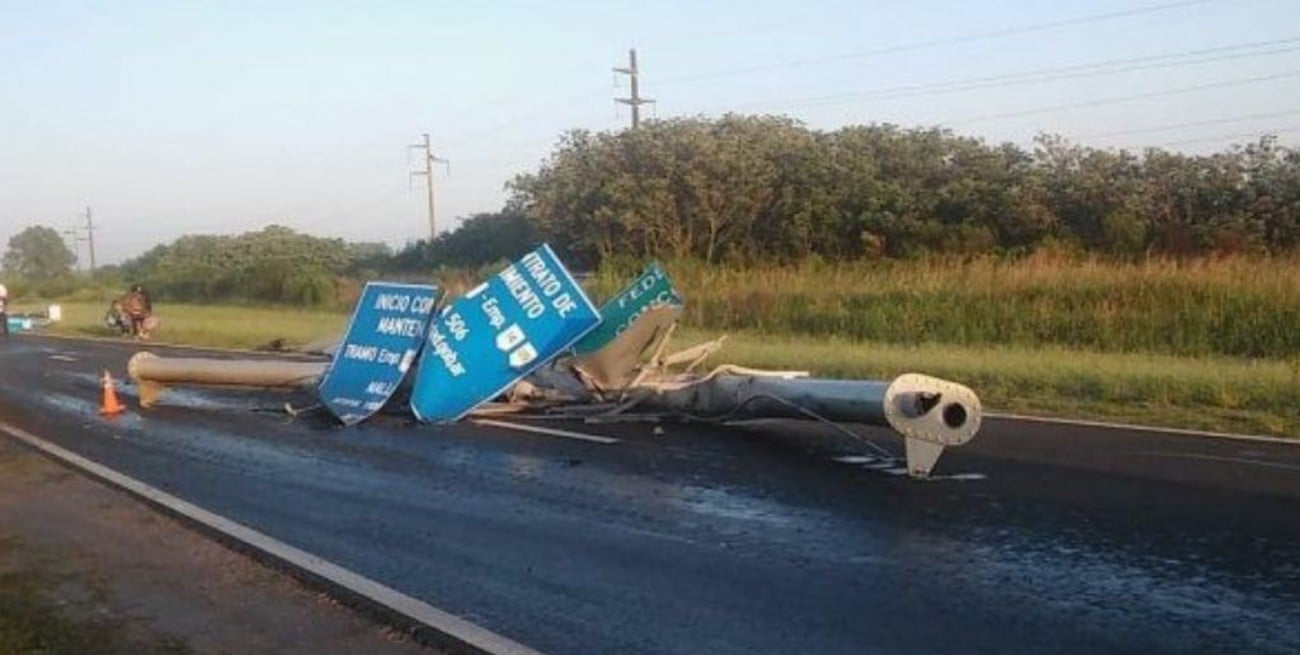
<box><xmin>592</xmin><ymin>254</ymin><xmax>1300</xmax><ymax>358</ymax></box>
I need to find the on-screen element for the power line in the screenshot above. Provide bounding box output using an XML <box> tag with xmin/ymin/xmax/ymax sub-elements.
<box><xmin>658</xmin><ymin>0</ymin><xmax>1230</xmax><ymax>85</ymax></box>
<box><xmin>291</xmin><ymin>186</ymin><xmax>412</xmax><ymax>233</ymax></box>
<box><xmin>949</xmin><ymin>69</ymin><xmax>1300</xmax><ymax>126</ymax></box>
<box><xmin>428</xmin><ymin>2</ymin><xmax>1249</xmax><ymax>152</ymax></box>
<box><xmin>437</xmin><ymin>86</ymin><xmax>609</xmax><ymax>150</ymax></box>
<box><xmin>1155</xmin><ymin>125</ymin><xmax>1300</xmax><ymax>148</ymax></box>
<box><xmin>721</xmin><ymin>37</ymin><xmax>1300</xmax><ymax>112</ymax></box>
<box><xmin>1076</xmin><ymin>108</ymin><xmax>1300</xmax><ymax>140</ymax></box>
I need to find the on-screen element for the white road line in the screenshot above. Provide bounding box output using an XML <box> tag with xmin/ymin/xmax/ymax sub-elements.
<box><xmin>28</xmin><ymin>332</ymin><xmax>327</xmax><ymax>360</ymax></box>
<box><xmin>470</xmin><ymin>418</ymin><xmax>620</xmax><ymax>444</ymax></box>
<box><xmin>1136</xmin><ymin>451</ymin><xmax>1300</xmax><ymax>472</ymax></box>
<box><xmin>832</xmin><ymin>455</ymin><xmax>881</xmax><ymax>464</ymax></box>
<box><xmin>0</xmin><ymin>418</ymin><xmax>546</xmax><ymax>655</ymax></box>
<box><xmin>985</xmin><ymin>412</ymin><xmax>1297</xmax><ymax>445</ymax></box>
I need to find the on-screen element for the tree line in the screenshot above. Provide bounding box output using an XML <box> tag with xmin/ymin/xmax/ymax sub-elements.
<box><xmin>7</xmin><ymin>113</ymin><xmax>1297</xmax><ymax>304</ymax></box>
<box><xmin>505</xmin><ymin>115</ymin><xmax>1300</xmax><ymax>266</ymax></box>
<box><xmin>0</xmin><ymin>225</ymin><xmax>387</xmax><ymax>305</ymax></box>
<box><xmin>117</xmin><ymin>226</ymin><xmax>386</xmax><ymax>306</ymax></box>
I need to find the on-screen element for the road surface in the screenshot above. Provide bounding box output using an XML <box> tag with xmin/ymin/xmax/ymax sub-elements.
<box><xmin>1</xmin><ymin>334</ymin><xmax>1297</xmax><ymax>655</ymax></box>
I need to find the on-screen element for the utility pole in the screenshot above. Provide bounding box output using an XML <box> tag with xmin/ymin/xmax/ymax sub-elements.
<box><xmin>63</xmin><ymin>207</ymin><xmax>97</xmax><ymax>273</ymax></box>
<box><xmin>409</xmin><ymin>133</ymin><xmax>449</xmax><ymax>240</ymax></box>
<box><xmin>82</xmin><ymin>206</ymin><xmax>96</xmax><ymax>272</ymax></box>
<box><xmin>613</xmin><ymin>48</ymin><xmax>654</xmax><ymax>129</ymax></box>
<box><xmin>61</xmin><ymin>224</ymin><xmax>84</xmax><ymax>272</ymax></box>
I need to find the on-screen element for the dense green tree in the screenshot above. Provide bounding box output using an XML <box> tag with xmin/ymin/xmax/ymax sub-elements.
<box><xmin>389</xmin><ymin>209</ymin><xmax>541</xmax><ymax>271</ymax></box>
<box><xmin>2</xmin><ymin>225</ymin><xmax>76</xmax><ymax>280</ymax></box>
<box><xmin>507</xmin><ymin>117</ymin><xmax>1299</xmax><ymax>264</ymax></box>
<box><xmin>119</xmin><ymin>225</ymin><xmax>357</xmax><ymax>306</ymax></box>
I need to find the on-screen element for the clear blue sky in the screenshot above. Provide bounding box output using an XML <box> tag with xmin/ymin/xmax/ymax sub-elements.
<box><xmin>2</xmin><ymin>0</ymin><xmax>1298</xmax><ymax>264</ymax></box>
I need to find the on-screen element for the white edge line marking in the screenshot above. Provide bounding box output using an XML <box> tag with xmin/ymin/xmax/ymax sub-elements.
<box><xmin>470</xmin><ymin>418</ymin><xmax>619</xmax><ymax>444</ymax></box>
<box><xmin>1135</xmin><ymin>451</ymin><xmax>1300</xmax><ymax>472</ymax></box>
<box><xmin>985</xmin><ymin>412</ymin><xmax>1297</xmax><ymax>445</ymax></box>
<box><xmin>29</xmin><ymin>332</ymin><xmax>330</xmax><ymax>359</ymax></box>
<box><xmin>0</xmin><ymin>418</ymin><xmax>545</xmax><ymax>655</ymax></box>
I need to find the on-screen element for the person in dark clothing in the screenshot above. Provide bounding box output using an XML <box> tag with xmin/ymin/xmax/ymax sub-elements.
<box><xmin>104</xmin><ymin>298</ymin><xmax>130</xmax><ymax>335</ymax></box>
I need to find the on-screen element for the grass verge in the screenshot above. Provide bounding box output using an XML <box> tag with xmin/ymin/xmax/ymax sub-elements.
<box><xmin>677</xmin><ymin>329</ymin><xmax>1299</xmax><ymax>437</ymax></box>
<box><xmin>14</xmin><ymin>300</ymin><xmax>1298</xmax><ymax>437</ymax></box>
<box><xmin>0</xmin><ymin>539</ymin><xmax>190</xmax><ymax>655</ymax></box>
<box><xmin>591</xmin><ymin>256</ymin><xmax>1300</xmax><ymax>359</ymax></box>
<box><xmin>22</xmin><ymin>301</ymin><xmax>348</xmax><ymax>351</ymax></box>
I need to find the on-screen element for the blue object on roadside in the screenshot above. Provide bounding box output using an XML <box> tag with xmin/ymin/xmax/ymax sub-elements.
<box><xmin>572</xmin><ymin>262</ymin><xmax>683</xmax><ymax>355</ymax></box>
<box><xmin>317</xmin><ymin>282</ymin><xmax>440</xmax><ymax>425</ymax></box>
<box><xmin>5</xmin><ymin>317</ymin><xmax>32</xmax><ymax>333</ymax></box>
<box><xmin>409</xmin><ymin>244</ymin><xmax>601</xmax><ymax>422</ymax></box>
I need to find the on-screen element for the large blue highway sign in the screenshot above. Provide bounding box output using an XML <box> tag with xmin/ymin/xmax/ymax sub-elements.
<box><xmin>409</xmin><ymin>244</ymin><xmax>600</xmax><ymax>422</ymax></box>
<box><xmin>318</xmin><ymin>282</ymin><xmax>439</xmax><ymax>425</ymax></box>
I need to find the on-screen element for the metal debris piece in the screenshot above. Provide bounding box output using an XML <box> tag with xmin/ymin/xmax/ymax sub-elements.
<box><xmin>571</xmin><ymin>262</ymin><xmax>683</xmax><ymax>356</ymax></box>
<box><xmin>572</xmin><ymin>304</ymin><xmax>682</xmax><ymax>392</ymax></box>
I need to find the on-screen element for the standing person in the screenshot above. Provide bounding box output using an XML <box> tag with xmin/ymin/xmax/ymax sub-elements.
<box><xmin>133</xmin><ymin>284</ymin><xmax>153</xmax><ymax>315</ymax></box>
<box><xmin>0</xmin><ymin>283</ymin><xmax>8</xmax><ymax>340</ymax></box>
<box><xmin>133</xmin><ymin>284</ymin><xmax>156</xmax><ymax>339</ymax></box>
<box><xmin>121</xmin><ymin>285</ymin><xmax>149</xmax><ymax>339</ymax></box>
<box><xmin>120</xmin><ymin>284</ymin><xmax>156</xmax><ymax>339</ymax></box>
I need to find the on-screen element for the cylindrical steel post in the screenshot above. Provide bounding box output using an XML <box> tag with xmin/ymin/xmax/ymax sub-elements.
<box><xmin>633</xmin><ymin>372</ymin><xmax>982</xmax><ymax>477</ymax></box>
<box><xmin>128</xmin><ymin>352</ymin><xmax>327</xmax><ymax>407</ymax></box>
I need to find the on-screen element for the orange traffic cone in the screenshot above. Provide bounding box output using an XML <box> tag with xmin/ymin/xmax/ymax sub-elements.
<box><xmin>99</xmin><ymin>370</ymin><xmax>125</xmax><ymax>416</ymax></box>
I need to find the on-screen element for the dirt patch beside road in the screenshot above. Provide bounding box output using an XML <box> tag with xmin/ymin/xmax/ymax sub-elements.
<box><xmin>0</xmin><ymin>436</ymin><xmax>435</xmax><ymax>655</ymax></box>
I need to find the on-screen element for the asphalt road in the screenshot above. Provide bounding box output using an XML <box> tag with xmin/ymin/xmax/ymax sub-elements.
<box><xmin>1</xmin><ymin>334</ymin><xmax>1298</xmax><ymax>655</ymax></box>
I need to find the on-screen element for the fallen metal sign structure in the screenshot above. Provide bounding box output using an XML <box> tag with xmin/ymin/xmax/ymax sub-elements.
<box><xmin>409</xmin><ymin>244</ymin><xmax>601</xmax><ymax>422</ymax></box>
<box><xmin>317</xmin><ymin>282</ymin><xmax>439</xmax><ymax>425</ymax></box>
<box><xmin>123</xmin><ymin>244</ymin><xmax>984</xmax><ymax>478</ymax></box>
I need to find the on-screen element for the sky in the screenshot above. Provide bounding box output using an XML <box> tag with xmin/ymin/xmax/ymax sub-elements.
<box><xmin>2</xmin><ymin>0</ymin><xmax>1298</xmax><ymax>265</ymax></box>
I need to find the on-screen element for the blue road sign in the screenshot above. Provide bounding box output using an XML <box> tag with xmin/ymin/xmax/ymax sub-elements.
<box><xmin>572</xmin><ymin>262</ymin><xmax>683</xmax><ymax>355</ymax></box>
<box><xmin>5</xmin><ymin>316</ymin><xmax>33</xmax><ymax>333</ymax></box>
<box><xmin>409</xmin><ymin>244</ymin><xmax>600</xmax><ymax>422</ymax></box>
<box><xmin>317</xmin><ymin>281</ymin><xmax>439</xmax><ymax>425</ymax></box>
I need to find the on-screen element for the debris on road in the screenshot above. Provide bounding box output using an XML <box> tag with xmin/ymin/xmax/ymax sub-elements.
<box><xmin>122</xmin><ymin>246</ymin><xmax>984</xmax><ymax>477</ymax></box>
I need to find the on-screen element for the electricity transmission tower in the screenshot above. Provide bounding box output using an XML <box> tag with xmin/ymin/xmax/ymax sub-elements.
<box><xmin>614</xmin><ymin>48</ymin><xmax>654</xmax><ymax>129</ymax></box>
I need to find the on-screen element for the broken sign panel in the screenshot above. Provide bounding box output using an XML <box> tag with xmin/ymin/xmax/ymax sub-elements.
<box><xmin>572</xmin><ymin>262</ymin><xmax>683</xmax><ymax>355</ymax></box>
<box><xmin>317</xmin><ymin>282</ymin><xmax>439</xmax><ymax>425</ymax></box>
<box><xmin>409</xmin><ymin>244</ymin><xmax>601</xmax><ymax>422</ymax></box>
